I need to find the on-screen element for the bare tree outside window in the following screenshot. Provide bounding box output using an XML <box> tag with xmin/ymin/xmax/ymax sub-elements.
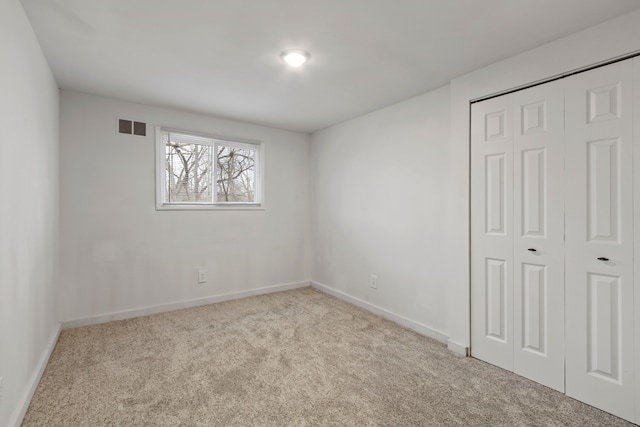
<box><xmin>158</xmin><ymin>128</ymin><xmax>261</xmax><ymax>207</ymax></box>
<box><xmin>165</xmin><ymin>140</ymin><xmax>213</xmax><ymax>202</ymax></box>
<box><xmin>216</xmin><ymin>146</ymin><xmax>256</xmax><ymax>202</ymax></box>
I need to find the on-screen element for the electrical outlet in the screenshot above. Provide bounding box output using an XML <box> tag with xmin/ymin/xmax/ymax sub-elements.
<box><xmin>197</xmin><ymin>269</ymin><xmax>207</xmax><ymax>284</ymax></box>
<box><xmin>370</xmin><ymin>274</ymin><xmax>377</xmax><ymax>289</ymax></box>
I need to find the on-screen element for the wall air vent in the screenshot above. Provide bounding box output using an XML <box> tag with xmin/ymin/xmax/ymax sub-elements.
<box><xmin>118</xmin><ymin>118</ymin><xmax>147</xmax><ymax>136</ymax></box>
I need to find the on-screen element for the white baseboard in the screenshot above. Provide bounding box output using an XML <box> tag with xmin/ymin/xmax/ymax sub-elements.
<box><xmin>447</xmin><ymin>339</ymin><xmax>470</xmax><ymax>357</ymax></box>
<box><xmin>62</xmin><ymin>281</ymin><xmax>310</xmax><ymax>330</ymax></box>
<box><xmin>11</xmin><ymin>322</ymin><xmax>62</xmax><ymax>427</ymax></box>
<box><xmin>310</xmin><ymin>281</ymin><xmax>450</xmax><ymax>345</ymax></box>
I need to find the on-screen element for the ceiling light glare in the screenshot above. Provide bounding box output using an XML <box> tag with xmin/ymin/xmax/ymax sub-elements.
<box><xmin>281</xmin><ymin>50</ymin><xmax>310</xmax><ymax>67</ymax></box>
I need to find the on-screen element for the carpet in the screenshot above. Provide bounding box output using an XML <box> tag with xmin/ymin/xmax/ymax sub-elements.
<box><xmin>22</xmin><ymin>287</ymin><xmax>633</xmax><ymax>426</ymax></box>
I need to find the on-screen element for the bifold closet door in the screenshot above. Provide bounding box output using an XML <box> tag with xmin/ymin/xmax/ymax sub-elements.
<box><xmin>471</xmin><ymin>83</ymin><xmax>565</xmax><ymax>391</ymax></box>
<box><xmin>565</xmin><ymin>59</ymin><xmax>636</xmax><ymax>421</ymax></box>
<box><xmin>512</xmin><ymin>81</ymin><xmax>565</xmax><ymax>392</ymax></box>
<box><xmin>471</xmin><ymin>94</ymin><xmax>514</xmax><ymax>372</ymax></box>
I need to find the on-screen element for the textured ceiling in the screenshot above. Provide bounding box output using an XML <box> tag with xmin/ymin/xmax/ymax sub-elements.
<box><xmin>21</xmin><ymin>0</ymin><xmax>640</xmax><ymax>133</ymax></box>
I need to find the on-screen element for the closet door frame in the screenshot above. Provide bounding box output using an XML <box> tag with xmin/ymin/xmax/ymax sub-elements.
<box><xmin>633</xmin><ymin>56</ymin><xmax>640</xmax><ymax>425</ymax></box>
<box><xmin>470</xmin><ymin>55</ymin><xmax>640</xmax><ymax>424</ymax></box>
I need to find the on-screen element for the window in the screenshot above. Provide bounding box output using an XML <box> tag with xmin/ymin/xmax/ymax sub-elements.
<box><xmin>156</xmin><ymin>127</ymin><xmax>263</xmax><ymax>209</ymax></box>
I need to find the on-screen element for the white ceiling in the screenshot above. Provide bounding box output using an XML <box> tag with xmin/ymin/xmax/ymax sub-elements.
<box><xmin>21</xmin><ymin>0</ymin><xmax>640</xmax><ymax>133</ymax></box>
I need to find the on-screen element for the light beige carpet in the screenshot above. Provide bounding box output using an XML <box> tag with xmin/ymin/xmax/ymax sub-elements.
<box><xmin>23</xmin><ymin>287</ymin><xmax>633</xmax><ymax>426</ymax></box>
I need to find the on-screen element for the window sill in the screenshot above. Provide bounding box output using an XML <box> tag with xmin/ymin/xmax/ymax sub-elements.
<box><xmin>156</xmin><ymin>203</ymin><xmax>265</xmax><ymax>211</ymax></box>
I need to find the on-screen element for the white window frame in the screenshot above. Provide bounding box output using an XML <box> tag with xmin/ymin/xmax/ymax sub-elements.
<box><xmin>155</xmin><ymin>126</ymin><xmax>264</xmax><ymax>210</ymax></box>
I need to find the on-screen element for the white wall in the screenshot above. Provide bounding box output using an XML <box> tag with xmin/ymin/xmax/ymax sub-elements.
<box><xmin>310</xmin><ymin>8</ymin><xmax>640</xmax><ymax>353</ymax></box>
<box><xmin>447</xmin><ymin>9</ymin><xmax>640</xmax><ymax>350</ymax></box>
<box><xmin>0</xmin><ymin>0</ymin><xmax>60</xmax><ymax>425</ymax></box>
<box><xmin>310</xmin><ymin>86</ymin><xmax>451</xmax><ymax>340</ymax></box>
<box><xmin>59</xmin><ymin>91</ymin><xmax>311</xmax><ymax>323</ymax></box>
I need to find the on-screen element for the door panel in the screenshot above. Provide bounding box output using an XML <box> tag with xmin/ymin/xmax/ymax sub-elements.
<box><xmin>471</xmin><ymin>95</ymin><xmax>514</xmax><ymax>371</ymax></box>
<box><xmin>565</xmin><ymin>59</ymin><xmax>635</xmax><ymax>422</ymax></box>
<box><xmin>586</xmin><ymin>273</ymin><xmax>621</xmax><ymax>382</ymax></box>
<box><xmin>587</xmin><ymin>138</ymin><xmax>619</xmax><ymax>242</ymax></box>
<box><xmin>513</xmin><ymin>81</ymin><xmax>565</xmax><ymax>392</ymax></box>
<box><xmin>486</xmin><ymin>154</ymin><xmax>507</xmax><ymax>235</ymax></box>
<box><xmin>521</xmin><ymin>262</ymin><xmax>545</xmax><ymax>352</ymax></box>
<box><xmin>486</xmin><ymin>258</ymin><xmax>507</xmax><ymax>341</ymax></box>
<box><xmin>521</xmin><ymin>148</ymin><xmax>545</xmax><ymax>236</ymax></box>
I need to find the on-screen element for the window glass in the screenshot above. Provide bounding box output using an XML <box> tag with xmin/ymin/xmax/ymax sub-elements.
<box><xmin>156</xmin><ymin>127</ymin><xmax>262</xmax><ymax>209</ymax></box>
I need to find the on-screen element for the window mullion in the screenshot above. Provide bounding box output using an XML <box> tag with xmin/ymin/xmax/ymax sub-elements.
<box><xmin>213</xmin><ymin>141</ymin><xmax>218</xmax><ymax>204</ymax></box>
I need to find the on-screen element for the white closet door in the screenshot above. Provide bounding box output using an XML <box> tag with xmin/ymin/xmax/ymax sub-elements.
<box><xmin>512</xmin><ymin>81</ymin><xmax>565</xmax><ymax>392</ymax></box>
<box><xmin>471</xmin><ymin>94</ymin><xmax>514</xmax><ymax>371</ymax></box>
<box><xmin>565</xmin><ymin>59</ymin><xmax>635</xmax><ymax>422</ymax></box>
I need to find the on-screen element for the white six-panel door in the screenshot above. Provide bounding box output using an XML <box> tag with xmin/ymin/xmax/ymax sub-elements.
<box><xmin>565</xmin><ymin>59</ymin><xmax>636</xmax><ymax>421</ymax></box>
<box><xmin>471</xmin><ymin>95</ymin><xmax>515</xmax><ymax>372</ymax></box>
<box><xmin>512</xmin><ymin>81</ymin><xmax>565</xmax><ymax>392</ymax></box>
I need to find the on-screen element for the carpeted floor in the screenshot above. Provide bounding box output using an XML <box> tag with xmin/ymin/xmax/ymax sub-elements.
<box><xmin>23</xmin><ymin>287</ymin><xmax>633</xmax><ymax>426</ymax></box>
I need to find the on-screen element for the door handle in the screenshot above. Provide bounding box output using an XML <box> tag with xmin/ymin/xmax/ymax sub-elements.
<box><xmin>528</xmin><ymin>248</ymin><xmax>537</xmax><ymax>252</ymax></box>
<box><xmin>597</xmin><ymin>257</ymin><xmax>609</xmax><ymax>262</ymax></box>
